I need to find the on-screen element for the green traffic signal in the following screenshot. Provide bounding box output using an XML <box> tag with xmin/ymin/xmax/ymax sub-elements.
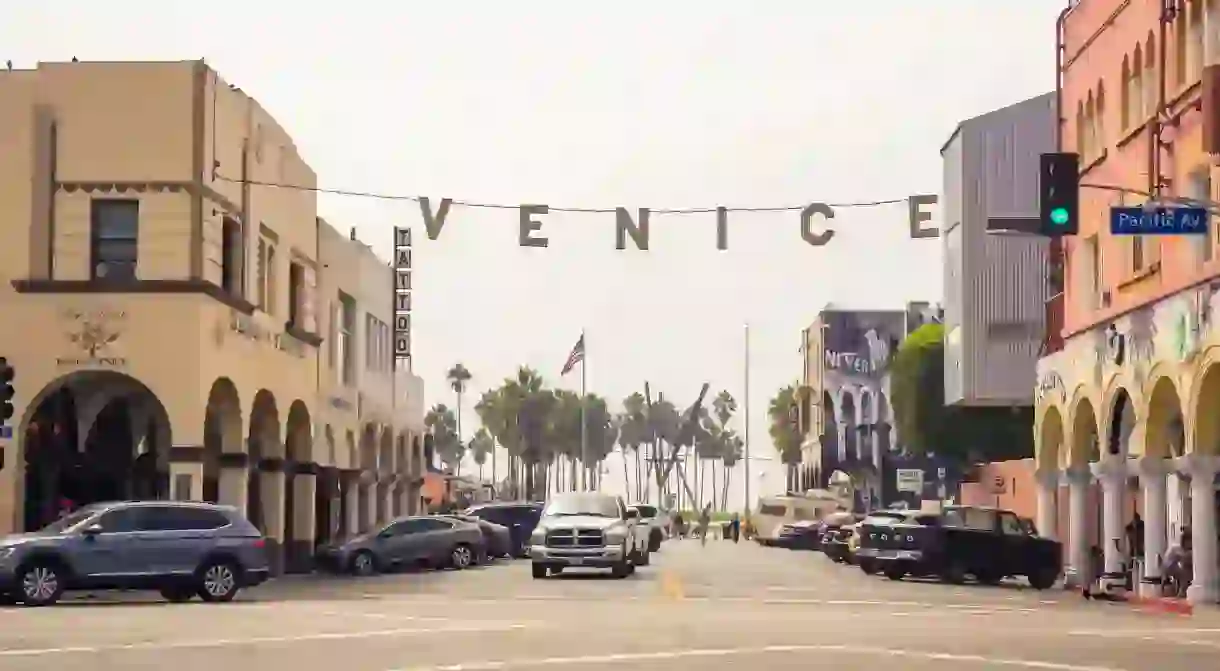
<box><xmin>1049</xmin><ymin>207</ymin><xmax>1070</xmax><ymax>226</ymax></box>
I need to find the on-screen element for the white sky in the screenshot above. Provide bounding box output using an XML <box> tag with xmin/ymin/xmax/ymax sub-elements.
<box><xmin>3</xmin><ymin>1</ymin><xmax>1065</xmax><ymax>502</ymax></box>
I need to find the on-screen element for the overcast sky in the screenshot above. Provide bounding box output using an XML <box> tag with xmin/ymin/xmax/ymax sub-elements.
<box><xmin>3</xmin><ymin>1</ymin><xmax>1064</xmax><ymax>503</ymax></box>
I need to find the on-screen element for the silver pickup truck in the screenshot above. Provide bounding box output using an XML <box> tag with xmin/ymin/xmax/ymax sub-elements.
<box><xmin>529</xmin><ymin>492</ymin><xmax>650</xmax><ymax>579</ymax></box>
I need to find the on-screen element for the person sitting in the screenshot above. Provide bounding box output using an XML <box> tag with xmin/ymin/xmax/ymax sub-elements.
<box><xmin>1162</xmin><ymin>528</ymin><xmax>1192</xmax><ymax>599</ymax></box>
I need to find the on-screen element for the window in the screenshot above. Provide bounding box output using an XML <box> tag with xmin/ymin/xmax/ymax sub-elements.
<box><xmin>941</xmin><ymin>508</ymin><xmax>995</xmax><ymax>531</ymax></box>
<box><xmin>1079</xmin><ymin>235</ymin><xmax>1100</xmax><ymax>311</ymax></box>
<box><xmin>339</xmin><ymin>293</ymin><xmax>356</xmax><ymax>386</ymax></box>
<box><xmin>256</xmin><ymin>237</ymin><xmax>267</xmax><ymax>310</ymax></box>
<box><xmin>139</xmin><ymin>506</ymin><xmax>230</xmax><ymax>531</ymax></box>
<box><xmin>1175</xmin><ymin>12</ymin><xmax>1189</xmax><ymax>88</ymax></box>
<box><xmin>221</xmin><ymin>217</ymin><xmax>244</xmax><ymax>296</ymax></box>
<box><xmin>90</xmin><ymin>200</ymin><xmax>139</xmax><ymax>281</ymax></box>
<box><xmin>758</xmin><ymin>504</ymin><xmax>787</xmax><ymax>517</ymax></box>
<box><xmin>1143</xmin><ymin>34</ymin><xmax>1157</xmax><ymax>115</ymax></box>
<box><xmin>999</xmin><ymin>512</ymin><xmax>1025</xmax><ymax>536</ymax></box>
<box><xmin>1120</xmin><ymin>58</ymin><xmax>1131</xmax><ymax>130</ymax></box>
<box><xmin>1187</xmin><ymin>167</ymin><xmax>1213</xmax><ymax>265</ymax></box>
<box><xmin>328</xmin><ymin>301</ymin><xmax>339</xmax><ymax>370</ymax></box>
<box><xmin>1132</xmin><ymin>235</ymin><xmax>1145</xmax><ymax>272</ymax></box>
<box><xmin>414</xmin><ymin>518</ymin><xmax>453</xmax><ymax>532</ymax></box>
<box><xmin>95</xmin><ymin>507</ymin><xmax>144</xmax><ymax>533</ymax></box>
<box><xmin>265</xmin><ymin>244</ymin><xmax>277</xmax><ymax>314</ymax></box>
<box><xmin>1190</xmin><ymin>0</ymin><xmax>1205</xmax><ymax>81</ymax></box>
<box><xmin>288</xmin><ymin>261</ymin><xmax>304</xmax><ymax>328</ymax></box>
<box><xmin>366</xmin><ymin>314</ymin><xmax>391</xmax><ymax>372</ymax></box>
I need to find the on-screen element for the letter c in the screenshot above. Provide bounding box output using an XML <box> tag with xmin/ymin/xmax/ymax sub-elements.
<box><xmin>801</xmin><ymin>203</ymin><xmax>835</xmax><ymax>246</ymax></box>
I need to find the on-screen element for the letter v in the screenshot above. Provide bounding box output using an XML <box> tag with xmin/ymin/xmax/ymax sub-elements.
<box><xmin>419</xmin><ymin>197</ymin><xmax>453</xmax><ymax>240</ymax></box>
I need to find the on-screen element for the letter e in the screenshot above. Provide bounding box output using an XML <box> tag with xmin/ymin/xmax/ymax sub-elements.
<box><xmin>519</xmin><ymin>204</ymin><xmax>549</xmax><ymax>248</ymax></box>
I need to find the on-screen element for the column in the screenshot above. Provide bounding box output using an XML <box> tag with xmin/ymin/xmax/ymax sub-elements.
<box><xmin>836</xmin><ymin>422</ymin><xmax>847</xmax><ymax>462</ymax></box>
<box><xmin>1178</xmin><ymin>454</ymin><xmax>1220</xmax><ymax>605</ymax></box>
<box><xmin>381</xmin><ymin>480</ymin><xmax>395</xmax><ymax>523</ymax></box>
<box><xmin>1034</xmin><ymin>467</ymin><xmax>1059</xmax><ymax>541</ymax></box>
<box><xmin>218</xmin><ymin>458</ymin><xmax>249</xmax><ymax>516</ymax></box>
<box><xmin>361</xmin><ymin>474</ymin><xmax>377</xmax><ymax>531</ymax></box>
<box><xmin>1091</xmin><ymin>456</ymin><xmax>1128</xmax><ymax>578</ymax></box>
<box><xmin>261</xmin><ymin>470</ymin><xmax>287</xmax><ymax>575</ymax></box>
<box><xmin>1064</xmin><ymin>465</ymin><xmax>1092</xmax><ymax>587</ymax></box>
<box><xmin>290</xmin><ymin>472</ymin><xmax>317</xmax><ymax>573</ymax></box>
<box><xmin>342</xmin><ymin>471</ymin><xmax>360</xmax><ymax>539</ymax></box>
<box><xmin>1138</xmin><ymin>457</ymin><xmax>1170</xmax><ymax>597</ymax></box>
<box><xmin>1167</xmin><ymin>472</ymin><xmax>1188</xmax><ymax>545</ymax></box>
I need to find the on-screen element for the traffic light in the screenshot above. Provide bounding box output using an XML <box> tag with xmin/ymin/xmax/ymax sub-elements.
<box><xmin>1039</xmin><ymin>152</ymin><xmax>1080</xmax><ymax>236</ymax></box>
<box><xmin>0</xmin><ymin>357</ymin><xmax>13</xmax><ymax>424</ymax></box>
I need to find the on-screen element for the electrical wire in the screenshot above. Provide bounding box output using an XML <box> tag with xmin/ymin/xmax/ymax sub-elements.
<box><xmin>215</xmin><ymin>175</ymin><xmax>912</xmax><ymax>215</ymax></box>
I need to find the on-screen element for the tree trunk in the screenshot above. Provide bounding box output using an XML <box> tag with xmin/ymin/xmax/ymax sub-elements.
<box><xmin>711</xmin><ymin>462</ymin><xmax>718</xmax><ymax>512</ymax></box>
<box><xmin>622</xmin><ymin>449</ymin><xmax>631</xmax><ymax>502</ymax></box>
<box><xmin>721</xmin><ymin>463</ymin><xmax>732</xmax><ymax>511</ymax></box>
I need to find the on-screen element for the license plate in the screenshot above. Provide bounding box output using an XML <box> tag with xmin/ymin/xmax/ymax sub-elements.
<box><xmin>896</xmin><ymin>551</ymin><xmax>917</xmax><ymax>559</ymax></box>
<box><xmin>567</xmin><ymin>557</ymin><xmax>584</xmax><ymax>565</ymax></box>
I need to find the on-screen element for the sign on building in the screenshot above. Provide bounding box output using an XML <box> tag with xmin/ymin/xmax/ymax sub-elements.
<box><xmin>895</xmin><ymin>468</ymin><xmax>924</xmax><ymax>493</ymax></box>
<box><xmin>393</xmin><ymin>227</ymin><xmax>412</xmax><ymax>363</ymax></box>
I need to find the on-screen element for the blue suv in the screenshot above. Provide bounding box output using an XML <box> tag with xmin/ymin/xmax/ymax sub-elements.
<box><xmin>0</xmin><ymin>500</ymin><xmax>270</xmax><ymax>606</ymax></box>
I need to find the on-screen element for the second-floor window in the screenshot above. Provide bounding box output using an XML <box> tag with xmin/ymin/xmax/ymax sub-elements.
<box><xmin>1188</xmin><ymin>166</ymin><xmax>1214</xmax><ymax>265</ymax></box>
<box><xmin>221</xmin><ymin>217</ymin><xmax>244</xmax><ymax>296</ymax></box>
<box><xmin>288</xmin><ymin>261</ymin><xmax>304</xmax><ymax>328</ymax></box>
<box><xmin>366</xmin><ymin>314</ymin><xmax>391</xmax><ymax>372</ymax></box>
<box><xmin>91</xmin><ymin>199</ymin><xmax>140</xmax><ymax>281</ymax></box>
<box><xmin>339</xmin><ymin>293</ymin><xmax>356</xmax><ymax>386</ymax></box>
<box><xmin>256</xmin><ymin>235</ymin><xmax>276</xmax><ymax>314</ymax></box>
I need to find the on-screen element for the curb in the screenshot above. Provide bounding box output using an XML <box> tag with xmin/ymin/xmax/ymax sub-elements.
<box><xmin>1122</xmin><ymin>593</ymin><xmax>1194</xmax><ymax>615</ymax></box>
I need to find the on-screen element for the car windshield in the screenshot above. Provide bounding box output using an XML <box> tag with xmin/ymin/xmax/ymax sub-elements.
<box><xmin>544</xmin><ymin>494</ymin><xmax>620</xmax><ymax>518</ymax></box>
<box><xmin>634</xmin><ymin>505</ymin><xmax>658</xmax><ymax>518</ymax></box>
<box><xmin>38</xmin><ymin>505</ymin><xmax>104</xmax><ymax>534</ymax></box>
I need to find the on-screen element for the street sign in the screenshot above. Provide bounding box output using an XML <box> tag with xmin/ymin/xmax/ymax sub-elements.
<box><xmin>896</xmin><ymin>468</ymin><xmax>923</xmax><ymax>493</ymax></box>
<box><xmin>1110</xmin><ymin>206</ymin><xmax>1209</xmax><ymax>235</ymax></box>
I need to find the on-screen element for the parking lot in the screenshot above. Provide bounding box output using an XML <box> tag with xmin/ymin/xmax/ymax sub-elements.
<box><xmin>1</xmin><ymin>537</ymin><xmax>1218</xmax><ymax>670</ymax></box>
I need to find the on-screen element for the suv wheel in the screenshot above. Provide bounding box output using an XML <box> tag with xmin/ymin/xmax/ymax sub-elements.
<box><xmin>531</xmin><ymin>563</ymin><xmax>548</xmax><ymax>579</ymax></box>
<box><xmin>450</xmin><ymin>544</ymin><xmax>474</xmax><ymax>570</ymax></box>
<box><xmin>18</xmin><ymin>562</ymin><xmax>65</xmax><ymax>607</ymax></box>
<box><xmin>351</xmin><ymin>550</ymin><xmax>378</xmax><ymax>576</ymax></box>
<box><xmin>1028</xmin><ymin>568</ymin><xmax>1058</xmax><ymax>590</ymax></box>
<box><xmin>635</xmin><ymin>549</ymin><xmax>651</xmax><ymax>567</ymax></box>
<box><xmin>197</xmin><ymin>560</ymin><xmax>241</xmax><ymax>603</ymax></box>
<box><xmin>611</xmin><ymin>560</ymin><xmax>631</xmax><ymax>579</ymax></box>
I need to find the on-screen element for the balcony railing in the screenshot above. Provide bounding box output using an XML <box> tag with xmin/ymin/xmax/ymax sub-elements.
<box><xmin>1042</xmin><ymin>292</ymin><xmax>1065</xmax><ymax>355</ymax></box>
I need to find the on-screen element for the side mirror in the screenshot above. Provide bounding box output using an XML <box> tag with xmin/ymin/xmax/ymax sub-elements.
<box><xmin>82</xmin><ymin>523</ymin><xmax>104</xmax><ymax>537</ymax></box>
<box><xmin>377</xmin><ymin>529</ymin><xmax>394</xmax><ymax>539</ymax></box>
<box><xmin>626</xmin><ymin>509</ymin><xmax>640</xmax><ymax>520</ymax></box>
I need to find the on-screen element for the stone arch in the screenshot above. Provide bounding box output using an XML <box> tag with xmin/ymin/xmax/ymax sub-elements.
<box><xmin>246</xmin><ymin>389</ymin><xmax>280</xmax><ymax>532</ymax></box>
<box><xmin>378</xmin><ymin>425</ymin><xmax>394</xmax><ymax>473</ymax></box>
<box><xmin>1036</xmin><ymin>405</ymin><xmax>1065</xmax><ymax>470</ymax></box>
<box><xmin>202</xmin><ymin>377</ymin><xmax>243</xmax><ymax>503</ymax></box>
<box><xmin>283</xmin><ymin>400</ymin><xmax>312</xmax><ymax>572</ymax></box>
<box><xmin>1191</xmin><ymin>357</ymin><xmax>1220</xmax><ymax>455</ymax></box>
<box><xmin>1144</xmin><ymin>375</ymin><xmax>1185</xmax><ymax>459</ymax></box>
<box><xmin>285</xmin><ymin>401</ymin><xmax>312</xmax><ymax>464</ymax></box>
<box><xmin>1068</xmin><ymin>396</ymin><xmax>1100</xmax><ymax>467</ymax></box>
<box><xmin>18</xmin><ymin>370</ymin><xmax>174</xmax><ymax>531</ymax></box>
<box><xmin>1104</xmin><ymin>387</ymin><xmax>1136</xmax><ymax>458</ymax></box>
<box><xmin>840</xmin><ymin>391</ymin><xmax>858</xmax><ymax>459</ymax></box>
<box><xmin>360</xmin><ymin>423</ymin><xmax>378</xmax><ymax>471</ymax></box>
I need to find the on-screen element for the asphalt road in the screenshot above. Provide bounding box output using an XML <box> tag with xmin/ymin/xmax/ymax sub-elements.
<box><xmin>1</xmin><ymin>538</ymin><xmax>1218</xmax><ymax>670</ymax></box>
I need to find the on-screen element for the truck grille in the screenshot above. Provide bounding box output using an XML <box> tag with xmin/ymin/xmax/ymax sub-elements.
<box><xmin>546</xmin><ymin>529</ymin><xmax>605</xmax><ymax>548</ymax></box>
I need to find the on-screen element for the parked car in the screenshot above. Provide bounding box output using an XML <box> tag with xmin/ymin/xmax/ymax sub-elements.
<box><xmin>0</xmin><ymin>500</ymin><xmax>269</xmax><ymax>607</ymax></box>
<box><xmin>529</xmin><ymin>492</ymin><xmax>649</xmax><ymax>579</ymax></box>
<box><xmin>817</xmin><ymin>511</ymin><xmax>858</xmax><ymax>558</ymax></box>
<box><xmin>627</xmin><ymin>505</ymin><xmax>666</xmax><ymax>552</ymax></box>
<box><xmin>464</xmin><ymin>502</ymin><xmax>543</xmax><ymax>557</ymax></box>
<box><xmin>857</xmin><ymin>505</ymin><xmax>1061</xmax><ymax>589</ymax></box>
<box><xmin>315</xmin><ymin>515</ymin><xmax>486</xmax><ymax>575</ymax></box>
<box><xmin>774</xmin><ymin>520</ymin><xmax>823</xmax><ymax>550</ymax></box>
<box><xmin>441</xmin><ymin>514</ymin><xmax>512</xmax><ymax>558</ymax></box>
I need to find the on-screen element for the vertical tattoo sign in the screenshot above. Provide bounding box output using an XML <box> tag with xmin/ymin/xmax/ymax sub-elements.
<box><xmin>393</xmin><ymin>227</ymin><xmax>412</xmax><ymax>365</ymax></box>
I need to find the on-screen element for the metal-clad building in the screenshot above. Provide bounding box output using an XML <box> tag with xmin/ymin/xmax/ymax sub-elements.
<box><xmin>941</xmin><ymin>93</ymin><xmax>1054</xmax><ymax>407</ymax></box>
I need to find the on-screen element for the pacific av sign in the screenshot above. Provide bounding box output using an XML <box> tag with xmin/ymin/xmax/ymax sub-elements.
<box><xmin>412</xmin><ymin>194</ymin><xmax>939</xmax><ymax>249</ymax></box>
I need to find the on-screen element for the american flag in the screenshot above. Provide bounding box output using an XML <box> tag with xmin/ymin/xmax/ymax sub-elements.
<box><xmin>560</xmin><ymin>335</ymin><xmax>585</xmax><ymax>376</ymax></box>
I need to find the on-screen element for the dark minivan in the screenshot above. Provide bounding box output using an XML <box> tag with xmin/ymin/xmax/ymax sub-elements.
<box><xmin>463</xmin><ymin>502</ymin><xmax>542</xmax><ymax>557</ymax></box>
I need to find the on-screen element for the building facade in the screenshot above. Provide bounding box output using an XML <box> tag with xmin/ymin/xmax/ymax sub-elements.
<box><xmin>942</xmin><ymin>93</ymin><xmax>1054</xmax><ymax>407</ymax></box>
<box><xmin>1034</xmin><ymin>0</ymin><xmax>1220</xmax><ymax>603</ymax></box>
<box><xmin>0</xmin><ymin>60</ymin><xmax>422</xmax><ymax>573</ymax></box>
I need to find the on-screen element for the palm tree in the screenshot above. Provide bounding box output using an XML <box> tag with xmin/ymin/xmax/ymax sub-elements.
<box><xmin>709</xmin><ymin>391</ymin><xmax>738</xmax><ymax>511</ymax></box>
<box><xmin>474</xmin><ymin>388</ymin><xmax>506</xmax><ymax>497</ymax></box>
<box><xmin>768</xmin><ymin>384</ymin><xmax>804</xmax><ymax>492</ymax></box>
<box><xmin>424</xmin><ymin>404</ymin><xmax>462</xmax><ymax>474</ymax></box>
<box><xmin>447</xmin><ymin>363</ymin><xmax>473</xmax><ymax>461</ymax></box>
<box><xmin>469</xmin><ymin>428</ymin><xmax>495</xmax><ymax>482</ymax></box>
<box><xmin>618</xmin><ymin>392</ymin><xmax>650</xmax><ymax>501</ymax></box>
<box><xmin>720</xmin><ymin>432</ymin><xmax>744</xmax><ymax>510</ymax></box>
<box><xmin>502</xmin><ymin>366</ymin><xmax>554</xmax><ymax>500</ymax></box>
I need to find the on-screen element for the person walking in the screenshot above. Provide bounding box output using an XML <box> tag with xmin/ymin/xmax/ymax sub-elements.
<box><xmin>698</xmin><ymin>504</ymin><xmax>712</xmax><ymax>547</ymax></box>
<box><xmin>730</xmin><ymin>513</ymin><xmax>741</xmax><ymax>543</ymax></box>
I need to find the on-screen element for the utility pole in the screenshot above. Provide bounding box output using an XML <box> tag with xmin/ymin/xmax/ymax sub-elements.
<box><xmin>743</xmin><ymin>323</ymin><xmax>751</xmax><ymax>513</ymax></box>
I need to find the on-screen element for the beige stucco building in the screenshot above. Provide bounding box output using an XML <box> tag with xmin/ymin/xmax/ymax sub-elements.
<box><xmin>0</xmin><ymin>59</ymin><xmax>423</xmax><ymax>574</ymax></box>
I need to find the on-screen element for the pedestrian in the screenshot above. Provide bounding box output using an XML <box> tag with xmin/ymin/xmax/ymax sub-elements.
<box><xmin>673</xmin><ymin>511</ymin><xmax>686</xmax><ymax>539</ymax></box>
<box><xmin>1162</xmin><ymin>528</ymin><xmax>1192</xmax><ymax>598</ymax></box>
<box><xmin>698</xmin><ymin>504</ymin><xmax>711</xmax><ymax>547</ymax></box>
<box><xmin>730</xmin><ymin>513</ymin><xmax>741</xmax><ymax>543</ymax></box>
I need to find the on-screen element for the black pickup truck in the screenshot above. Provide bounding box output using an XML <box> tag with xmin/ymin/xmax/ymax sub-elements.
<box><xmin>855</xmin><ymin>505</ymin><xmax>1061</xmax><ymax>589</ymax></box>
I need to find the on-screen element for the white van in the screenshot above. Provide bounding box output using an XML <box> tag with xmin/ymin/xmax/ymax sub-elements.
<box><xmin>752</xmin><ymin>492</ymin><xmax>847</xmax><ymax>544</ymax></box>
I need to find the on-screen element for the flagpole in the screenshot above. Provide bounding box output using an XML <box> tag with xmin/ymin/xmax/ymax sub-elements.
<box><xmin>743</xmin><ymin>323</ymin><xmax>751</xmax><ymax>513</ymax></box>
<box><xmin>579</xmin><ymin>329</ymin><xmax>589</xmax><ymax>491</ymax></box>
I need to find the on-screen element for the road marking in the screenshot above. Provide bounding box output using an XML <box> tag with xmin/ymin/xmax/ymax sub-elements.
<box><xmin>364</xmin><ymin>594</ymin><xmax>1043</xmax><ymax>613</ymax></box>
<box><xmin>1069</xmin><ymin>631</ymin><xmax>1220</xmax><ymax>649</ymax></box>
<box><xmin>392</xmin><ymin>643</ymin><xmax>1127</xmax><ymax>671</ymax></box>
<box><xmin>0</xmin><ymin>623</ymin><xmax>532</xmax><ymax>657</ymax></box>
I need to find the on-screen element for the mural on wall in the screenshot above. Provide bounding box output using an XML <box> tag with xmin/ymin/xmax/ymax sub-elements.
<box><xmin>1172</xmin><ymin>284</ymin><xmax>1219</xmax><ymax>363</ymax></box>
<box><xmin>1126</xmin><ymin>307</ymin><xmax>1157</xmax><ymax>388</ymax></box>
<box><xmin>822</xmin><ymin>310</ymin><xmax>906</xmax><ymax>383</ymax></box>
